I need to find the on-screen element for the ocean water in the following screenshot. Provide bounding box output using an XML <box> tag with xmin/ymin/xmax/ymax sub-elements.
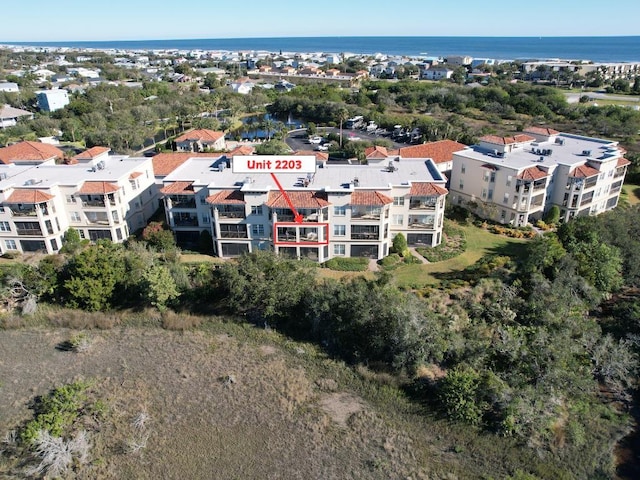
<box><xmin>4</xmin><ymin>36</ymin><xmax>640</xmax><ymax>63</ymax></box>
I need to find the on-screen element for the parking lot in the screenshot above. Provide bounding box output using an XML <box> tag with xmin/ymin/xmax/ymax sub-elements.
<box><xmin>285</xmin><ymin>126</ymin><xmax>412</xmax><ymax>152</ymax></box>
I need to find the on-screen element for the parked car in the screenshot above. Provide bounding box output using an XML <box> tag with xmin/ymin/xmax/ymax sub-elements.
<box><xmin>315</xmin><ymin>144</ymin><xmax>329</xmax><ymax>151</ymax></box>
<box><xmin>308</xmin><ymin>136</ymin><xmax>322</xmax><ymax>144</ymax></box>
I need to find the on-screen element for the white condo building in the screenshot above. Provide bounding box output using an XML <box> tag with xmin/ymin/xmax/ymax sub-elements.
<box><xmin>0</xmin><ymin>153</ymin><xmax>157</xmax><ymax>254</ymax></box>
<box><xmin>160</xmin><ymin>152</ymin><xmax>449</xmax><ymax>261</ymax></box>
<box><xmin>448</xmin><ymin>127</ymin><xmax>629</xmax><ymax>226</ymax></box>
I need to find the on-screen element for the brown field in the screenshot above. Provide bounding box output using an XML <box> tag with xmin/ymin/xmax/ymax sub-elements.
<box><xmin>0</xmin><ymin>321</ymin><xmax>575</xmax><ymax>479</ymax></box>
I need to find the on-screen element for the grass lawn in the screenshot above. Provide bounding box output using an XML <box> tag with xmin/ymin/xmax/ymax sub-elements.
<box><xmin>180</xmin><ymin>253</ymin><xmax>226</xmax><ymax>264</ymax></box>
<box><xmin>621</xmin><ymin>183</ymin><xmax>640</xmax><ymax>206</ymax></box>
<box><xmin>393</xmin><ymin>223</ymin><xmax>529</xmax><ymax>288</ymax></box>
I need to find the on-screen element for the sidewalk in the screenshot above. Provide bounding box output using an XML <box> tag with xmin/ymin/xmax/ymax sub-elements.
<box><xmin>408</xmin><ymin>247</ymin><xmax>429</xmax><ymax>264</ymax></box>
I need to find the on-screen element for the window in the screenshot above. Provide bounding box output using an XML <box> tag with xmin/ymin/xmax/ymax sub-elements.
<box><xmin>506</xmin><ymin>176</ymin><xmax>512</xmax><ymax>187</ymax></box>
<box><xmin>5</xmin><ymin>239</ymin><xmax>16</xmax><ymax>250</ymax></box>
<box><xmin>0</xmin><ymin>221</ymin><xmax>10</xmax><ymax>232</ymax></box>
<box><xmin>483</xmin><ymin>171</ymin><xmax>490</xmax><ymax>182</ymax></box>
<box><xmin>0</xmin><ymin>206</ymin><xmax>4</xmax><ymax>213</ymax></box>
<box><xmin>129</xmin><ymin>179</ymin><xmax>139</xmax><ymax>191</ymax></box>
<box><xmin>65</xmin><ymin>195</ymin><xmax>76</xmax><ymax>204</ymax></box>
<box><xmin>333</xmin><ymin>225</ymin><xmax>346</xmax><ymax>236</ymax></box>
<box><xmin>482</xmin><ymin>188</ymin><xmax>487</xmax><ymax>199</ymax></box>
<box><xmin>489</xmin><ymin>172</ymin><xmax>496</xmax><ymax>183</ymax></box>
<box><xmin>461</xmin><ymin>164</ymin><xmax>466</xmax><ymax>174</ymax></box>
<box><xmin>333</xmin><ymin>244</ymin><xmax>345</xmax><ymax>256</ymax></box>
<box><xmin>70</xmin><ymin>212</ymin><xmax>81</xmax><ymax>222</ymax></box>
<box><xmin>487</xmin><ymin>189</ymin><xmax>493</xmax><ymax>201</ymax></box>
<box><xmin>112</xmin><ymin>211</ymin><xmax>119</xmax><ymax>223</ymax></box>
<box><xmin>393</xmin><ymin>196</ymin><xmax>405</xmax><ymax>206</ymax></box>
<box><xmin>503</xmin><ymin>193</ymin><xmax>510</xmax><ymax>204</ymax></box>
<box><xmin>50</xmin><ymin>238</ymin><xmax>58</xmax><ymax>251</ymax></box>
<box><xmin>392</xmin><ymin>214</ymin><xmax>404</xmax><ymax>225</ymax></box>
<box><xmin>251</xmin><ymin>205</ymin><xmax>263</xmax><ymax>215</ymax></box>
<box><xmin>202</xmin><ymin>214</ymin><xmax>210</xmax><ymax>224</ymax></box>
<box><xmin>333</xmin><ymin>206</ymin><xmax>346</xmax><ymax>216</ymax></box>
<box><xmin>199</xmin><ymin>196</ymin><xmax>207</xmax><ymax>205</ymax></box>
<box><xmin>116</xmin><ymin>228</ymin><xmax>123</xmax><ymax>241</ymax></box>
<box><xmin>459</xmin><ymin>180</ymin><xmax>464</xmax><ymax>190</ymax></box>
<box><xmin>252</xmin><ymin>224</ymin><xmax>265</xmax><ymax>236</ymax></box>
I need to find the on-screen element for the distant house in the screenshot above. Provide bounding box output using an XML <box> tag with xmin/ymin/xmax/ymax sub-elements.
<box><xmin>274</xmin><ymin>80</ymin><xmax>296</xmax><ymax>92</ymax></box>
<box><xmin>174</xmin><ymin>129</ymin><xmax>226</xmax><ymax>152</ymax></box>
<box><xmin>0</xmin><ymin>82</ymin><xmax>19</xmax><ymax>93</ymax></box>
<box><xmin>0</xmin><ymin>141</ymin><xmax>65</xmax><ymax>165</ymax></box>
<box><xmin>228</xmin><ymin>77</ymin><xmax>255</xmax><ymax>95</ymax></box>
<box><xmin>35</xmin><ymin>89</ymin><xmax>70</xmax><ymax>112</ymax></box>
<box><xmin>0</xmin><ymin>105</ymin><xmax>34</xmax><ymax>129</ymax></box>
<box><xmin>421</xmin><ymin>67</ymin><xmax>454</xmax><ymax>81</ymax></box>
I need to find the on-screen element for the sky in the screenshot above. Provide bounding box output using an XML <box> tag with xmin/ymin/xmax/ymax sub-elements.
<box><xmin>3</xmin><ymin>0</ymin><xmax>640</xmax><ymax>42</ymax></box>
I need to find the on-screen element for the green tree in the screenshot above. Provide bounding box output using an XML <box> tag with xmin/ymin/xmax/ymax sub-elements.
<box><xmin>438</xmin><ymin>365</ymin><xmax>484</xmax><ymax>425</ymax></box>
<box><xmin>62</xmin><ymin>241</ymin><xmax>126</xmax><ymax>311</ymax></box>
<box><xmin>141</xmin><ymin>264</ymin><xmax>180</xmax><ymax>311</ymax></box>
<box><xmin>255</xmin><ymin>140</ymin><xmax>290</xmax><ymax>155</ymax></box>
<box><xmin>391</xmin><ymin>232</ymin><xmax>409</xmax><ymax>257</ymax></box>
<box><xmin>542</xmin><ymin>205</ymin><xmax>560</xmax><ymax>224</ymax></box>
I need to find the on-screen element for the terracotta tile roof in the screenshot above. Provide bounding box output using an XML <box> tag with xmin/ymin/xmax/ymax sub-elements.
<box><xmin>523</xmin><ymin>126</ymin><xmax>560</xmax><ymax>136</ymax></box>
<box><xmin>480</xmin><ymin>134</ymin><xmax>535</xmax><ymax>145</ymax></box>
<box><xmin>129</xmin><ymin>171</ymin><xmax>144</xmax><ymax>179</ymax></box>
<box><xmin>517</xmin><ymin>166</ymin><xmax>548</xmax><ymax>181</ymax></box>
<box><xmin>228</xmin><ymin>145</ymin><xmax>255</xmax><ymax>157</ymax></box>
<box><xmin>152</xmin><ymin>152</ymin><xmax>215</xmax><ymax>176</ymax></box>
<box><xmin>398</xmin><ymin>140</ymin><xmax>467</xmax><ymax>163</ymax></box>
<box><xmin>350</xmin><ymin>191</ymin><xmax>394</xmax><ymax>206</ymax></box>
<box><xmin>0</xmin><ymin>141</ymin><xmax>64</xmax><ymax>164</ymax></box>
<box><xmin>206</xmin><ymin>189</ymin><xmax>245</xmax><ymax>205</ymax></box>
<box><xmin>364</xmin><ymin>146</ymin><xmax>390</xmax><ymax>159</ymax></box>
<box><xmin>409</xmin><ymin>182</ymin><xmax>448</xmax><ymax>196</ymax></box>
<box><xmin>78</xmin><ymin>181</ymin><xmax>120</xmax><ymax>194</ymax></box>
<box><xmin>267</xmin><ymin>190</ymin><xmax>330</xmax><ymax>209</ymax></box>
<box><xmin>72</xmin><ymin>146</ymin><xmax>110</xmax><ymax>161</ymax></box>
<box><xmin>570</xmin><ymin>164</ymin><xmax>600</xmax><ymax>178</ymax></box>
<box><xmin>617</xmin><ymin>157</ymin><xmax>631</xmax><ymax>167</ymax></box>
<box><xmin>293</xmin><ymin>150</ymin><xmax>329</xmax><ymax>161</ymax></box>
<box><xmin>4</xmin><ymin>188</ymin><xmax>54</xmax><ymax>203</ymax></box>
<box><xmin>175</xmin><ymin>129</ymin><xmax>225</xmax><ymax>143</ymax></box>
<box><xmin>160</xmin><ymin>181</ymin><xmax>195</xmax><ymax>195</ymax></box>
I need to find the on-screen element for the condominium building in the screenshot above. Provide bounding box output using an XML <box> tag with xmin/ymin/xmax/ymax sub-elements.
<box><xmin>448</xmin><ymin>127</ymin><xmax>629</xmax><ymax>226</ymax></box>
<box><xmin>160</xmin><ymin>150</ymin><xmax>448</xmax><ymax>261</ymax></box>
<box><xmin>0</xmin><ymin>152</ymin><xmax>157</xmax><ymax>254</ymax></box>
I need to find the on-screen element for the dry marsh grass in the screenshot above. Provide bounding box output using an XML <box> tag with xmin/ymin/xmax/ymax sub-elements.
<box><xmin>0</xmin><ymin>321</ymin><xmax>585</xmax><ymax>479</ymax></box>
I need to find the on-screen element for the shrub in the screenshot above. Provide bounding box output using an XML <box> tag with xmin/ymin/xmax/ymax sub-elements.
<box><xmin>323</xmin><ymin>257</ymin><xmax>369</xmax><ymax>271</ymax></box>
<box><xmin>21</xmin><ymin>381</ymin><xmax>89</xmax><ymax>444</ymax></box>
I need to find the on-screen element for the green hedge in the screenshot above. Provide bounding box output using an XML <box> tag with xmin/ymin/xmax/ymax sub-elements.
<box><xmin>323</xmin><ymin>257</ymin><xmax>369</xmax><ymax>271</ymax></box>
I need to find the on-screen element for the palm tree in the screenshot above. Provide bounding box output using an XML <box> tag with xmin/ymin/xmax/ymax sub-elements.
<box><xmin>337</xmin><ymin>107</ymin><xmax>349</xmax><ymax>148</ymax></box>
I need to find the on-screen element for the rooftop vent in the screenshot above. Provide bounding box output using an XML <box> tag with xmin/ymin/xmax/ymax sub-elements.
<box><xmin>582</xmin><ymin>150</ymin><xmax>592</xmax><ymax>156</ymax></box>
<box><xmin>555</xmin><ymin>138</ymin><xmax>565</xmax><ymax>145</ymax></box>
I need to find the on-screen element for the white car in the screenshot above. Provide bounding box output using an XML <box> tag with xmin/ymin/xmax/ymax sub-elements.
<box><xmin>308</xmin><ymin>136</ymin><xmax>322</xmax><ymax>144</ymax></box>
<box><xmin>315</xmin><ymin>144</ymin><xmax>329</xmax><ymax>151</ymax></box>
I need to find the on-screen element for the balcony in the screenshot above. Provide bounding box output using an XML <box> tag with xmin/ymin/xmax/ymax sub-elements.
<box><xmin>85</xmin><ymin>212</ymin><xmax>110</xmax><ymax>225</ymax></box>
<box><xmin>409</xmin><ymin>215</ymin><xmax>435</xmax><ymax>229</ymax></box>
<box><xmin>351</xmin><ymin>226</ymin><xmax>380</xmax><ymax>240</ymax></box>
<box><xmin>217</xmin><ymin>208</ymin><xmax>245</xmax><ymax>219</ymax></box>
<box><xmin>409</xmin><ymin>198</ymin><xmax>437</xmax><ymax>210</ymax></box>
<box><xmin>169</xmin><ymin>196</ymin><xmax>196</xmax><ymax>209</ymax></box>
<box><xmin>16</xmin><ymin>228</ymin><xmax>43</xmax><ymax>236</ymax></box>
<box><xmin>174</xmin><ymin>217</ymin><xmax>199</xmax><ymax>227</ymax></box>
<box><xmin>11</xmin><ymin>207</ymin><xmax>38</xmax><ymax>217</ymax></box>
<box><xmin>218</xmin><ymin>225</ymin><xmax>248</xmax><ymax>239</ymax></box>
<box><xmin>81</xmin><ymin>194</ymin><xmax>117</xmax><ymax>208</ymax></box>
<box><xmin>219</xmin><ymin>231</ymin><xmax>248</xmax><ymax>239</ymax></box>
<box><xmin>351</xmin><ymin>209</ymin><xmax>382</xmax><ymax>221</ymax></box>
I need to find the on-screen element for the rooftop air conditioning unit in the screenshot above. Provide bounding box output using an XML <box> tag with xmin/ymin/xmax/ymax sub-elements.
<box><xmin>582</xmin><ymin>150</ymin><xmax>591</xmax><ymax>156</ymax></box>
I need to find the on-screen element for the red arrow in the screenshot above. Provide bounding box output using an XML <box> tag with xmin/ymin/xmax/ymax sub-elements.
<box><xmin>270</xmin><ymin>173</ymin><xmax>303</xmax><ymax>223</ymax></box>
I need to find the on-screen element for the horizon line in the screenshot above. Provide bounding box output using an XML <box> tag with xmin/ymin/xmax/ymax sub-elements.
<box><xmin>2</xmin><ymin>34</ymin><xmax>640</xmax><ymax>44</ymax></box>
